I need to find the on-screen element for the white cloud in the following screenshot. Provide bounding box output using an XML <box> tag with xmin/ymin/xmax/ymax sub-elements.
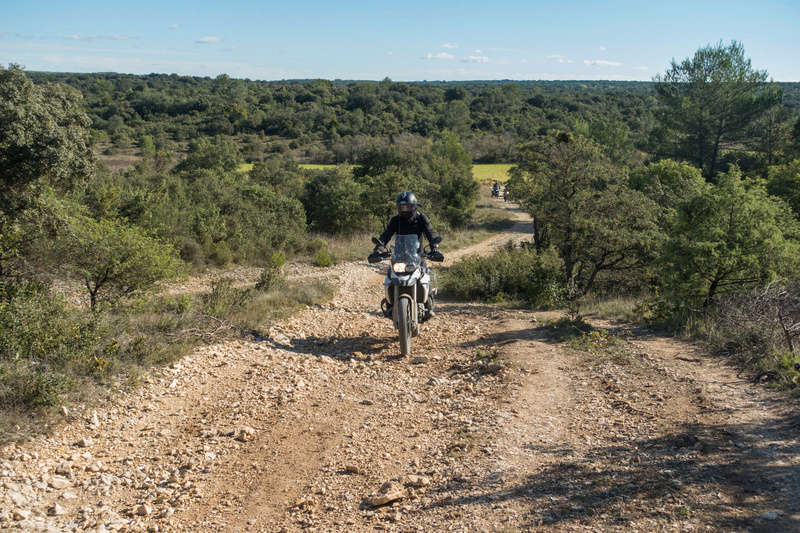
<box><xmin>599</xmin><ymin>46</ymin><xmax>607</xmax><ymax>52</ymax></box>
<box><xmin>632</xmin><ymin>65</ymin><xmax>648</xmax><ymax>71</ymax></box>
<box><xmin>584</xmin><ymin>59</ymin><xmax>624</xmax><ymax>67</ymax></box>
<box><xmin>169</xmin><ymin>24</ymin><xmax>179</xmax><ymax>30</ymax></box>
<box><xmin>196</xmin><ymin>36</ymin><xmax>222</xmax><ymax>44</ymax></box>
<box><xmin>462</xmin><ymin>55</ymin><xmax>489</xmax><ymax>64</ymax></box>
<box><xmin>424</xmin><ymin>52</ymin><xmax>455</xmax><ymax>60</ymax></box>
<box><xmin>441</xmin><ymin>42</ymin><xmax>458</xmax><ymax>49</ymax></box>
<box><xmin>547</xmin><ymin>54</ymin><xmax>575</xmax><ymax>64</ymax></box>
<box><xmin>64</xmin><ymin>34</ymin><xmax>135</xmax><ymax>41</ymax></box>
<box><xmin>473</xmin><ymin>49</ymin><xmax>482</xmax><ymax>54</ymax></box>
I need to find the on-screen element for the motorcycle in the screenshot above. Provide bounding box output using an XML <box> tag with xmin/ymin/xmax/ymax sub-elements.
<box><xmin>491</xmin><ymin>185</ymin><xmax>500</xmax><ymax>198</ymax></box>
<box><xmin>368</xmin><ymin>234</ymin><xmax>444</xmax><ymax>356</ymax></box>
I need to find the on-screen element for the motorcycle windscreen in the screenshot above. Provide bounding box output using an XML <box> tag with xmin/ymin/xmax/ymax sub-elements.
<box><xmin>392</xmin><ymin>234</ymin><xmax>422</xmax><ymax>268</ymax></box>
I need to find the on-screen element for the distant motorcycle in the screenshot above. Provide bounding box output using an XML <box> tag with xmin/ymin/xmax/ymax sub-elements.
<box><xmin>491</xmin><ymin>184</ymin><xmax>500</xmax><ymax>198</ymax></box>
<box><xmin>368</xmin><ymin>234</ymin><xmax>444</xmax><ymax>356</ymax></box>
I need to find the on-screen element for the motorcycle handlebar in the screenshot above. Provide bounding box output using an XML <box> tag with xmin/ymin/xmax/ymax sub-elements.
<box><xmin>367</xmin><ymin>251</ymin><xmax>443</xmax><ymax>263</ymax></box>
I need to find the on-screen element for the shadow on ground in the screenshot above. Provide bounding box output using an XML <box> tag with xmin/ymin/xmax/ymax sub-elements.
<box><xmin>427</xmin><ymin>412</ymin><xmax>800</xmax><ymax>531</ymax></box>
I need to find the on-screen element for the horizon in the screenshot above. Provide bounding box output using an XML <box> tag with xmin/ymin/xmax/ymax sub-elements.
<box><xmin>2</xmin><ymin>1</ymin><xmax>799</xmax><ymax>82</ymax></box>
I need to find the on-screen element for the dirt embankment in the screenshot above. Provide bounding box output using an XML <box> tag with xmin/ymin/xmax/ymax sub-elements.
<box><xmin>2</xmin><ymin>202</ymin><xmax>799</xmax><ymax>532</ymax></box>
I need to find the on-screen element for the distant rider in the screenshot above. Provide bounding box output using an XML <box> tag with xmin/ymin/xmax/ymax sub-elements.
<box><xmin>372</xmin><ymin>192</ymin><xmax>441</xmax><ymax>317</ymax></box>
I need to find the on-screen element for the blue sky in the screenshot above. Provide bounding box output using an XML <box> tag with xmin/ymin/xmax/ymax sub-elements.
<box><xmin>1</xmin><ymin>0</ymin><xmax>798</xmax><ymax>81</ymax></box>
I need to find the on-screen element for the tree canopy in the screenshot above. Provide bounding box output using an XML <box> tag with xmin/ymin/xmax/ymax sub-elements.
<box><xmin>653</xmin><ymin>41</ymin><xmax>782</xmax><ymax>179</ymax></box>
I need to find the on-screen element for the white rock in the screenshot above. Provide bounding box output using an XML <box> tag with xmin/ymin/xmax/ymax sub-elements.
<box><xmin>55</xmin><ymin>462</ymin><xmax>72</xmax><ymax>476</ymax></box>
<box><xmin>77</xmin><ymin>437</ymin><xmax>94</xmax><ymax>448</ymax></box>
<box><xmin>135</xmin><ymin>503</ymin><xmax>153</xmax><ymax>516</ymax></box>
<box><xmin>13</xmin><ymin>509</ymin><xmax>31</xmax><ymax>520</ymax></box>
<box><xmin>48</xmin><ymin>476</ymin><xmax>72</xmax><ymax>489</ymax></box>
<box><xmin>7</xmin><ymin>490</ymin><xmax>26</xmax><ymax>506</ymax></box>
<box><xmin>235</xmin><ymin>426</ymin><xmax>256</xmax><ymax>442</ymax></box>
<box><xmin>404</xmin><ymin>474</ymin><xmax>430</xmax><ymax>487</ymax></box>
<box><xmin>47</xmin><ymin>503</ymin><xmax>66</xmax><ymax>516</ymax></box>
<box><xmin>761</xmin><ymin>511</ymin><xmax>780</xmax><ymax>520</ymax></box>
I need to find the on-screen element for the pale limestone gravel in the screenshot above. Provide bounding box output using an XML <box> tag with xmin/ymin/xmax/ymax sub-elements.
<box><xmin>3</xmin><ymin>202</ymin><xmax>798</xmax><ymax>532</ymax></box>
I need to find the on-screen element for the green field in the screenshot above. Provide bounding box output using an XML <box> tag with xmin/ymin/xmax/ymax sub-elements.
<box><xmin>472</xmin><ymin>163</ymin><xmax>513</xmax><ymax>183</ymax></box>
<box><xmin>239</xmin><ymin>162</ymin><xmax>513</xmax><ymax>181</ymax></box>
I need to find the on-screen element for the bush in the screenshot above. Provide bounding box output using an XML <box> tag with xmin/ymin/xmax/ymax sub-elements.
<box><xmin>208</xmin><ymin>241</ymin><xmax>233</xmax><ymax>267</ymax></box>
<box><xmin>0</xmin><ymin>281</ymin><xmax>109</xmax><ymax>408</ymax></box>
<box><xmin>699</xmin><ymin>283</ymin><xmax>800</xmax><ymax>386</ymax></box>
<box><xmin>203</xmin><ymin>278</ymin><xmax>252</xmax><ymax>319</ymax></box>
<box><xmin>312</xmin><ymin>249</ymin><xmax>333</xmax><ymax>267</ymax></box>
<box><xmin>443</xmin><ymin>245</ymin><xmax>564</xmax><ymax>308</ymax></box>
<box><xmin>255</xmin><ymin>251</ymin><xmax>286</xmax><ymax>292</ymax></box>
<box><xmin>58</xmin><ymin>213</ymin><xmax>183</xmax><ymax>309</ymax></box>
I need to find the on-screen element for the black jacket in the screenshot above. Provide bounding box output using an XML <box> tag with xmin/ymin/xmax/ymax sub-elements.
<box><xmin>378</xmin><ymin>212</ymin><xmax>438</xmax><ymax>247</ymax></box>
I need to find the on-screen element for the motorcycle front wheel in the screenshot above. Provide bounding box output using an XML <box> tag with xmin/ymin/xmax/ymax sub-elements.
<box><xmin>397</xmin><ymin>296</ymin><xmax>412</xmax><ymax>356</ymax></box>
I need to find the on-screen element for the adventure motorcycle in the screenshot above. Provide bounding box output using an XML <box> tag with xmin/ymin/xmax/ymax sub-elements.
<box><xmin>368</xmin><ymin>234</ymin><xmax>444</xmax><ymax>356</ymax></box>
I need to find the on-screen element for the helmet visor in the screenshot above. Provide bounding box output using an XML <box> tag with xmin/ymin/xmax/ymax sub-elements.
<box><xmin>398</xmin><ymin>204</ymin><xmax>412</xmax><ymax>214</ymax></box>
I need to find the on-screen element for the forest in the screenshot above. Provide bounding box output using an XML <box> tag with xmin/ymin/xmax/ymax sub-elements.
<box><xmin>3</xmin><ymin>40</ymin><xmax>800</xmax><ymax>414</ymax></box>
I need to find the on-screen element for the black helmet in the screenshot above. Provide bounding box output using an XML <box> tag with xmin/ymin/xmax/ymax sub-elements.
<box><xmin>397</xmin><ymin>191</ymin><xmax>418</xmax><ymax>219</ymax></box>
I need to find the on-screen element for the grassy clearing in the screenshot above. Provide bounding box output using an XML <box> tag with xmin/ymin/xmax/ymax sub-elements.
<box><xmin>299</xmin><ymin>163</ymin><xmax>336</xmax><ymax>171</ymax></box>
<box><xmin>473</xmin><ymin>163</ymin><xmax>513</xmax><ymax>183</ymax></box>
<box><xmin>239</xmin><ymin>162</ymin><xmax>515</xmax><ymax>181</ymax></box>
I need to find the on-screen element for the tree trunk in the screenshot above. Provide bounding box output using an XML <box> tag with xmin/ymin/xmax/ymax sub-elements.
<box><xmin>532</xmin><ymin>216</ymin><xmax>541</xmax><ymax>252</ymax></box>
<box><xmin>704</xmin><ymin>277</ymin><xmax>720</xmax><ymax>308</ymax></box>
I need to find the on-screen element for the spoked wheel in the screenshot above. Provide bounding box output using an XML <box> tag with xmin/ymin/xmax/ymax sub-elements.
<box><xmin>397</xmin><ymin>297</ymin><xmax>412</xmax><ymax>356</ymax></box>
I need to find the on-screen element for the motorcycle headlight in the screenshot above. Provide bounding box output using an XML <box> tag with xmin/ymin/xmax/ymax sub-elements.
<box><xmin>392</xmin><ymin>262</ymin><xmax>407</xmax><ymax>273</ymax></box>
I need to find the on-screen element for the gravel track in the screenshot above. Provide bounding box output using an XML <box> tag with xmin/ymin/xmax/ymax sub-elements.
<box><xmin>2</xmin><ymin>202</ymin><xmax>799</xmax><ymax>532</ymax></box>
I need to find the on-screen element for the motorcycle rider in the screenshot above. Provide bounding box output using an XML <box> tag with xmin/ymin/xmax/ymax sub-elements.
<box><xmin>372</xmin><ymin>192</ymin><xmax>441</xmax><ymax>318</ymax></box>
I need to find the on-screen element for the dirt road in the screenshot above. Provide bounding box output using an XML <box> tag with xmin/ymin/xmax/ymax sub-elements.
<box><xmin>2</xmin><ymin>203</ymin><xmax>799</xmax><ymax>532</ymax></box>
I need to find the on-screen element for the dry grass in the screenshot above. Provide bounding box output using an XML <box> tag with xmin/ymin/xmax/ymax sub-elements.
<box><xmin>580</xmin><ymin>296</ymin><xmax>642</xmax><ymax>322</ymax></box>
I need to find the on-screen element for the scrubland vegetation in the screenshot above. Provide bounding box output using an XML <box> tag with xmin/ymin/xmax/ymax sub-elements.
<box><xmin>3</xmin><ymin>39</ymin><xmax>800</xmax><ymax>417</ymax></box>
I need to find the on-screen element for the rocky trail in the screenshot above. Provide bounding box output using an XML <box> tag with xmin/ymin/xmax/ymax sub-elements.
<box><xmin>2</xmin><ymin>203</ymin><xmax>799</xmax><ymax>532</ymax></box>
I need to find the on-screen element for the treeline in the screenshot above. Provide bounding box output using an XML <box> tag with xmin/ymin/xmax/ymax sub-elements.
<box><xmin>445</xmin><ymin>42</ymin><xmax>800</xmax><ymax>388</ymax></box>
<box><xmin>26</xmin><ymin>72</ymin><xmax>660</xmax><ymax>164</ymax></box>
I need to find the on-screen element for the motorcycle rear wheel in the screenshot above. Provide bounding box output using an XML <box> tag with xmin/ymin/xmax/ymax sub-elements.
<box><xmin>398</xmin><ymin>297</ymin><xmax>412</xmax><ymax>356</ymax></box>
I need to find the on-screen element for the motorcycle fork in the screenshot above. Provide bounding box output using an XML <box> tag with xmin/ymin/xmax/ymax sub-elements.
<box><xmin>392</xmin><ymin>284</ymin><xmax>419</xmax><ymax>333</ymax></box>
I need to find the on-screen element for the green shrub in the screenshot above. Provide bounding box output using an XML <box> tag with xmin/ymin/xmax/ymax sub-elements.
<box><xmin>0</xmin><ymin>282</ymin><xmax>108</xmax><ymax>408</ymax></box>
<box><xmin>203</xmin><ymin>278</ymin><xmax>252</xmax><ymax>318</ymax></box>
<box><xmin>443</xmin><ymin>245</ymin><xmax>564</xmax><ymax>308</ymax></box>
<box><xmin>57</xmin><ymin>213</ymin><xmax>183</xmax><ymax>309</ymax></box>
<box><xmin>255</xmin><ymin>251</ymin><xmax>286</xmax><ymax>292</ymax></box>
<box><xmin>312</xmin><ymin>249</ymin><xmax>333</xmax><ymax>267</ymax></box>
<box><xmin>308</xmin><ymin>237</ymin><xmax>329</xmax><ymax>254</ymax></box>
<box><xmin>179</xmin><ymin>237</ymin><xmax>203</xmax><ymax>266</ymax></box>
<box><xmin>208</xmin><ymin>241</ymin><xmax>233</xmax><ymax>267</ymax></box>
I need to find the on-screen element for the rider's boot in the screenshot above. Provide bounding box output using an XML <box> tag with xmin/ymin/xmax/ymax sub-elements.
<box><xmin>381</xmin><ymin>298</ymin><xmax>393</xmax><ymax>318</ymax></box>
<box><xmin>425</xmin><ymin>295</ymin><xmax>436</xmax><ymax>319</ymax></box>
